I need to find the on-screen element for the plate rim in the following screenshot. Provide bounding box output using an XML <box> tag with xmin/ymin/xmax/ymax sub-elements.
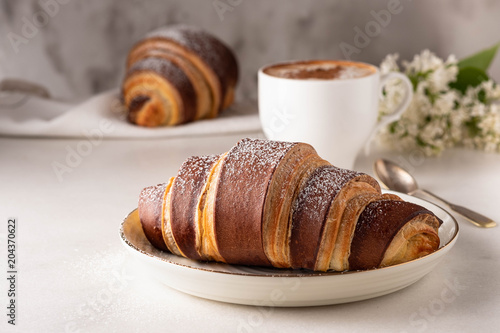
<box><xmin>119</xmin><ymin>190</ymin><xmax>459</xmax><ymax>278</ymax></box>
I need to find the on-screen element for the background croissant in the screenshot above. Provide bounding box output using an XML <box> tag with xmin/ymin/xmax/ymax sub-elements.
<box><xmin>122</xmin><ymin>25</ymin><xmax>238</xmax><ymax>127</ymax></box>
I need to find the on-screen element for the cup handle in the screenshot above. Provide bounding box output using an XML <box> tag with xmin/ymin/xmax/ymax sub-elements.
<box><xmin>364</xmin><ymin>72</ymin><xmax>413</xmax><ymax>155</ymax></box>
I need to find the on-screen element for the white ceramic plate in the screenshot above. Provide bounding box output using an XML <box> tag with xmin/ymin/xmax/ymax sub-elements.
<box><xmin>120</xmin><ymin>191</ymin><xmax>458</xmax><ymax>307</ymax></box>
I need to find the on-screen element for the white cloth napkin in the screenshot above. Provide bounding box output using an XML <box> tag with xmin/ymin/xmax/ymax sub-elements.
<box><xmin>0</xmin><ymin>89</ymin><xmax>261</xmax><ymax>138</ymax></box>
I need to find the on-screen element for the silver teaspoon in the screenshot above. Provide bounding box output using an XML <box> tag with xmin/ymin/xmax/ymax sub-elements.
<box><xmin>373</xmin><ymin>159</ymin><xmax>496</xmax><ymax>228</ymax></box>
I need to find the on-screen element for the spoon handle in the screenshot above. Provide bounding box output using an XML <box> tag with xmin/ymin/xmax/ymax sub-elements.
<box><xmin>417</xmin><ymin>189</ymin><xmax>497</xmax><ymax>228</ymax></box>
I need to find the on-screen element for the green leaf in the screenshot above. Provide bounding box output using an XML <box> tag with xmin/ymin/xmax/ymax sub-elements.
<box><xmin>408</xmin><ymin>70</ymin><xmax>432</xmax><ymax>91</ymax></box>
<box><xmin>465</xmin><ymin>117</ymin><xmax>481</xmax><ymax>137</ymax></box>
<box><xmin>408</xmin><ymin>75</ymin><xmax>419</xmax><ymax>91</ymax></box>
<box><xmin>449</xmin><ymin>67</ymin><xmax>489</xmax><ymax>94</ymax></box>
<box><xmin>388</xmin><ymin>121</ymin><xmax>398</xmax><ymax>134</ymax></box>
<box><xmin>477</xmin><ymin>89</ymin><xmax>487</xmax><ymax>104</ymax></box>
<box><xmin>458</xmin><ymin>43</ymin><xmax>500</xmax><ymax>71</ymax></box>
<box><xmin>416</xmin><ymin>136</ymin><xmax>427</xmax><ymax>147</ymax></box>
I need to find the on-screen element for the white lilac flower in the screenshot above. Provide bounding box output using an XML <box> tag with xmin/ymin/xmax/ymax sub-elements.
<box><xmin>479</xmin><ymin>112</ymin><xmax>500</xmax><ymax>133</ymax></box>
<box><xmin>380</xmin><ymin>53</ymin><xmax>400</xmax><ymax>75</ymax></box>
<box><xmin>379</xmin><ymin>78</ymin><xmax>405</xmax><ymax>117</ymax></box>
<box><xmin>470</xmin><ymin>103</ymin><xmax>486</xmax><ymax>117</ymax></box>
<box><xmin>377</xmin><ymin>49</ymin><xmax>500</xmax><ymax>156</ymax></box>
<box><xmin>403</xmin><ymin>50</ymin><xmax>444</xmax><ymax>75</ymax></box>
<box><xmin>481</xmin><ymin>80</ymin><xmax>500</xmax><ymax>100</ymax></box>
<box><xmin>428</xmin><ymin>64</ymin><xmax>458</xmax><ymax>93</ymax></box>
<box><xmin>420</xmin><ymin>122</ymin><xmax>443</xmax><ymax>143</ymax></box>
<box><xmin>432</xmin><ymin>91</ymin><xmax>457</xmax><ymax>116</ymax></box>
<box><xmin>445</xmin><ymin>54</ymin><xmax>458</xmax><ymax>66</ymax></box>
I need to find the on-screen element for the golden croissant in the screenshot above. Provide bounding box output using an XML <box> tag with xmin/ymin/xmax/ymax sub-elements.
<box><xmin>138</xmin><ymin>138</ymin><xmax>441</xmax><ymax>272</ymax></box>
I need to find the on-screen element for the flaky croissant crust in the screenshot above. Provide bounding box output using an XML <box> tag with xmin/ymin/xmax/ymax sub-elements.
<box><xmin>138</xmin><ymin>138</ymin><xmax>441</xmax><ymax>271</ymax></box>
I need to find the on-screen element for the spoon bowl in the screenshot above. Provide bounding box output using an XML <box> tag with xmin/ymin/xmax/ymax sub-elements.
<box><xmin>373</xmin><ymin>159</ymin><xmax>418</xmax><ymax>194</ymax></box>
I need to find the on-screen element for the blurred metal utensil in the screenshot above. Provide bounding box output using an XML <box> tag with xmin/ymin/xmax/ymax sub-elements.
<box><xmin>373</xmin><ymin>158</ymin><xmax>496</xmax><ymax>228</ymax></box>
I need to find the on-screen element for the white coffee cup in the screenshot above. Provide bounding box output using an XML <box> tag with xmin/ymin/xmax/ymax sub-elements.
<box><xmin>258</xmin><ymin>60</ymin><xmax>413</xmax><ymax>169</ymax></box>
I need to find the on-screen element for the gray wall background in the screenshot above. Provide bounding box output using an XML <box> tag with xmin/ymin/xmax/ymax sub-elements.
<box><xmin>1</xmin><ymin>0</ymin><xmax>499</xmax><ymax>103</ymax></box>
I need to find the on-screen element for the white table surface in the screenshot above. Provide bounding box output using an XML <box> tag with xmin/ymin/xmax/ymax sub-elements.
<box><xmin>1</xmin><ymin>132</ymin><xmax>499</xmax><ymax>333</ymax></box>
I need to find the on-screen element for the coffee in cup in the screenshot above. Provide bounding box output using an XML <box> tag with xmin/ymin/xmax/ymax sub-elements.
<box><xmin>262</xmin><ymin>60</ymin><xmax>375</xmax><ymax>80</ymax></box>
